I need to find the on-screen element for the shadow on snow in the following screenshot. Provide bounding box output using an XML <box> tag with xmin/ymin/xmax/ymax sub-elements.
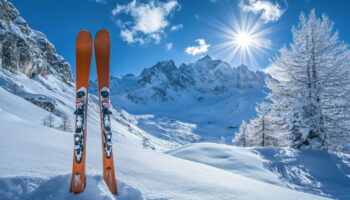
<box><xmin>254</xmin><ymin>148</ymin><xmax>350</xmax><ymax>200</ymax></box>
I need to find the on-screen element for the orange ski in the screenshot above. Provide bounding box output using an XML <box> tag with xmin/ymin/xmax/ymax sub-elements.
<box><xmin>70</xmin><ymin>30</ymin><xmax>92</xmax><ymax>193</ymax></box>
<box><xmin>95</xmin><ymin>29</ymin><xmax>117</xmax><ymax>194</ymax></box>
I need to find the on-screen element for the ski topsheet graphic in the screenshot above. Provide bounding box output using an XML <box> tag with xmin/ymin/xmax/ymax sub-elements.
<box><xmin>95</xmin><ymin>29</ymin><xmax>118</xmax><ymax>195</ymax></box>
<box><xmin>70</xmin><ymin>30</ymin><xmax>92</xmax><ymax>194</ymax></box>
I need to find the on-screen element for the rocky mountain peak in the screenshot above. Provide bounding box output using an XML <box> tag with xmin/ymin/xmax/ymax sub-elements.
<box><xmin>102</xmin><ymin>56</ymin><xmax>268</xmax><ymax>103</ymax></box>
<box><xmin>0</xmin><ymin>0</ymin><xmax>73</xmax><ymax>84</ymax></box>
<box><xmin>198</xmin><ymin>55</ymin><xmax>212</xmax><ymax>62</ymax></box>
<box><xmin>139</xmin><ymin>59</ymin><xmax>178</xmax><ymax>86</ymax></box>
<box><xmin>153</xmin><ymin>60</ymin><xmax>177</xmax><ymax>72</ymax></box>
<box><xmin>0</xmin><ymin>0</ymin><xmax>22</xmax><ymax>25</ymax></box>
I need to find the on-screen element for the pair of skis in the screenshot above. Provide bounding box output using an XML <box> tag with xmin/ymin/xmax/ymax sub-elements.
<box><xmin>70</xmin><ymin>30</ymin><xmax>117</xmax><ymax>195</ymax></box>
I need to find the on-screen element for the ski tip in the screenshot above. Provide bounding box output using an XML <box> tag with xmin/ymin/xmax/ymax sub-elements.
<box><xmin>79</xmin><ymin>29</ymin><xmax>90</xmax><ymax>33</ymax></box>
<box><xmin>96</xmin><ymin>29</ymin><xmax>110</xmax><ymax>37</ymax></box>
<box><xmin>77</xmin><ymin>30</ymin><xmax>92</xmax><ymax>40</ymax></box>
<box><xmin>78</xmin><ymin>30</ymin><xmax>92</xmax><ymax>37</ymax></box>
<box><xmin>76</xmin><ymin>30</ymin><xmax>93</xmax><ymax>48</ymax></box>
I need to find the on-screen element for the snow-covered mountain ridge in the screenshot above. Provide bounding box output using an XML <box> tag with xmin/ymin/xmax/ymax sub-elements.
<box><xmin>97</xmin><ymin>55</ymin><xmax>266</xmax><ymax>103</ymax></box>
<box><xmin>90</xmin><ymin>56</ymin><xmax>268</xmax><ymax>143</ymax></box>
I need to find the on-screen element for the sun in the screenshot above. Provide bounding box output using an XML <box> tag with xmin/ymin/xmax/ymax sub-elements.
<box><xmin>210</xmin><ymin>12</ymin><xmax>274</xmax><ymax>68</ymax></box>
<box><xmin>234</xmin><ymin>32</ymin><xmax>255</xmax><ymax>49</ymax></box>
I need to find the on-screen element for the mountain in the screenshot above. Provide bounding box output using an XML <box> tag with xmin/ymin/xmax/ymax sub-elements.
<box><xmin>0</xmin><ymin>0</ymin><xmax>72</xmax><ymax>84</ymax></box>
<box><xmin>103</xmin><ymin>55</ymin><xmax>266</xmax><ymax>102</ymax></box>
<box><xmin>90</xmin><ymin>56</ymin><xmax>268</xmax><ymax>143</ymax></box>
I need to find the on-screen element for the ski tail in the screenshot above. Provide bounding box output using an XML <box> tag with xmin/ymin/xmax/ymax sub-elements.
<box><xmin>95</xmin><ymin>29</ymin><xmax>118</xmax><ymax>195</ymax></box>
<box><xmin>70</xmin><ymin>30</ymin><xmax>92</xmax><ymax>194</ymax></box>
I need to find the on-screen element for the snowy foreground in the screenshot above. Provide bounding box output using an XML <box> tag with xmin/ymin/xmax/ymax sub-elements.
<box><xmin>0</xmin><ymin>88</ymin><xmax>349</xmax><ymax>200</ymax></box>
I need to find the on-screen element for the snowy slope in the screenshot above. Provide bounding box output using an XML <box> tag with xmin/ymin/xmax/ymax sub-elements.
<box><xmin>0</xmin><ymin>67</ymin><xmax>182</xmax><ymax>151</ymax></box>
<box><xmin>169</xmin><ymin>143</ymin><xmax>350</xmax><ymax>200</ymax></box>
<box><xmin>0</xmin><ymin>87</ymin><xmax>331</xmax><ymax>200</ymax></box>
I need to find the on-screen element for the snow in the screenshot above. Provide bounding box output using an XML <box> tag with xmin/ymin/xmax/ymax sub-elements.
<box><xmin>168</xmin><ymin>143</ymin><xmax>285</xmax><ymax>187</ymax></box>
<box><xmin>0</xmin><ymin>80</ymin><xmax>334</xmax><ymax>200</ymax></box>
<box><xmin>77</xmin><ymin>87</ymin><xmax>87</xmax><ymax>95</ymax></box>
<box><xmin>169</xmin><ymin>143</ymin><xmax>350</xmax><ymax>200</ymax></box>
<box><xmin>106</xmin><ymin>83</ymin><xmax>266</xmax><ymax>143</ymax></box>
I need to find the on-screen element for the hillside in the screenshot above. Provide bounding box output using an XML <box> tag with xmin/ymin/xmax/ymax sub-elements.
<box><xmin>0</xmin><ymin>86</ymin><xmax>341</xmax><ymax>200</ymax></box>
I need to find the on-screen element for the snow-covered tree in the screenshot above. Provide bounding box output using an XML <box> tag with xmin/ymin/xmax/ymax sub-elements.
<box><xmin>219</xmin><ymin>136</ymin><xmax>225</xmax><ymax>144</ymax></box>
<box><xmin>266</xmin><ymin>10</ymin><xmax>350</xmax><ymax>151</ymax></box>
<box><xmin>245</xmin><ymin>114</ymin><xmax>274</xmax><ymax>147</ymax></box>
<box><xmin>234</xmin><ymin>102</ymin><xmax>286</xmax><ymax>147</ymax></box>
<box><xmin>59</xmin><ymin>114</ymin><xmax>73</xmax><ymax>132</ymax></box>
<box><xmin>233</xmin><ymin>120</ymin><xmax>247</xmax><ymax>146</ymax></box>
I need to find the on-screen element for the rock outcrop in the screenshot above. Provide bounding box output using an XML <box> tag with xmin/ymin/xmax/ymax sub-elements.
<box><xmin>0</xmin><ymin>0</ymin><xmax>73</xmax><ymax>84</ymax></box>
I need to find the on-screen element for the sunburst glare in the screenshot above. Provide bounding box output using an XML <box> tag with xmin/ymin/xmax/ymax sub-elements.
<box><xmin>211</xmin><ymin>12</ymin><xmax>275</xmax><ymax>69</ymax></box>
<box><xmin>234</xmin><ymin>32</ymin><xmax>255</xmax><ymax>49</ymax></box>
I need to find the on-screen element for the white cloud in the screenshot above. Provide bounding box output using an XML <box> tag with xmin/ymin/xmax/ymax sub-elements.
<box><xmin>112</xmin><ymin>0</ymin><xmax>180</xmax><ymax>44</ymax></box>
<box><xmin>185</xmin><ymin>39</ymin><xmax>210</xmax><ymax>56</ymax></box>
<box><xmin>241</xmin><ymin>0</ymin><xmax>285</xmax><ymax>23</ymax></box>
<box><xmin>165</xmin><ymin>43</ymin><xmax>173</xmax><ymax>51</ymax></box>
<box><xmin>170</xmin><ymin>24</ymin><xmax>183</xmax><ymax>31</ymax></box>
<box><xmin>120</xmin><ymin>29</ymin><xmax>145</xmax><ymax>44</ymax></box>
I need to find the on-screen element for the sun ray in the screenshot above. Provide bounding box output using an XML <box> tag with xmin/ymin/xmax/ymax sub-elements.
<box><xmin>210</xmin><ymin>11</ymin><xmax>275</xmax><ymax>70</ymax></box>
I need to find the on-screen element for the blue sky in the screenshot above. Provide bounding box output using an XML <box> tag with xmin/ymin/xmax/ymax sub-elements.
<box><xmin>8</xmin><ymin>0</ymin><xmax>350</xmax><ymax>79</ymax></box>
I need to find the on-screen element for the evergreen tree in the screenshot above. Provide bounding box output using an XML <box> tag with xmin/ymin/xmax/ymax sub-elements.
<box><xmin>266</xmin><ymin>10</ymin><xmax>350</xmax><ymax>151</ymax></box>
<box><xmin>234</xmin><ymin>102</ymin><xmax>284</xmax><ymax>147</ymax></box>
<box><xmin>233</xmin><ymin>120</ymin><xmax>247</xmax><ymax>147</ymax></box>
